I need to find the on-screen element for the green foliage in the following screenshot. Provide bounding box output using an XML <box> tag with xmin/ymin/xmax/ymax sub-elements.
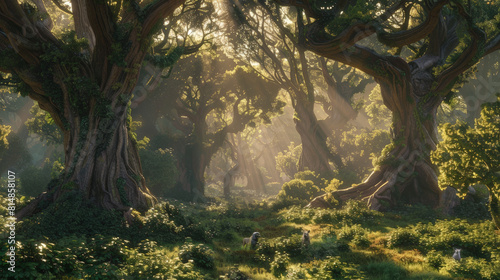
<box><xmin>362</xmin><ymin>261</ymin><xmax>408</xmax><ymax>280</ymax></box>
<box><xmin>139</xmin><ymin>147</ymin><xmax>178</xmax><ymax>197</ymax></box>
<box><xmin>270</xmin><ymin>251</ymin><xmax>289</xmax><ymax>277</ymax></box>
<box><xmin>277</xmin><ymin>179</ymin><xmax>320</xmax><ymax>201</ymax></box>
<box><xmin>425</xmin><ymin>250</ymin><xmax>445</xmax><ymax>269</ymax></box>
<box><xmin>0</xmin><ymin>124</ymin><xmax>10</xmax><ymax>153</ymax></box>
<box><xmin>442</xmin><ymin>257</ymin><xmax>500</xmax><ymax>280</ymax></box>
<box><xmin>328</xmin><ymin>125</ymin><xmax>391</xmax><ymax>184</ymax></box>
<box><xmin>273</xmin><ymin>234</ymin><xmax>304</xmax><ymax>258</ymax></box>
<box><xmin>275</xmin><ymin>142</ymin><xmax>301</xmax><ymax>179</ymax></box>
<box><xmin>17</xmin><ymin>191</ymin><xmax>126</xmax><ymax>239</ymax></box>
<box><xmin>146</xmin><ymin>46</ymin><xmax>185</xmax><ymax>69</ymax></box>
<box><xmin>432</xmin><ymin>96</ymin><xmax>500</xmax><ymax>228</ymax></box>
<box><xmin>178</xmin><ymin>241</ymin><xmax>215</xmax><ymax>270</ymax></box>
<box><xmin>337</xmin><ymin>224</ymin><xmax>370</xmax><ymax>248</ymax></box>
<box><xmin>365</xmin><ymin>85</ymin><xmax>392</xmax><ymax>129</ymax></box>
<box><xmin>387</xmin><ymin>228</ymin><xmax>421</xmax><ymax>248</ymax></box>
<box><xmin>141</xmin><ymin>204</ymin><xmax>184</xmax><ymax>244</ymax></box>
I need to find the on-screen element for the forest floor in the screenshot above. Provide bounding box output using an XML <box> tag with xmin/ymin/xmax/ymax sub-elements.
<box><xmin>0</xmin><ymin>191</ymin><xmax>499</xmax><ymax>279</ymax></box>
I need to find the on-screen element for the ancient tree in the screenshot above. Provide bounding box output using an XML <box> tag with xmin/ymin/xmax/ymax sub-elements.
<box><xmin>274</xmin><ymin>0</ymin><xmax>500</xmax><ymax>209</ymax></box>
<box><xmin>155</xmin><ymin>53</ymin><xmax>283</xmax><ymax>200</ymax></box>
<box><xmin>0</xmin><ymin>0</ymin><xmax>186</xmax><ymax>217</ymax></box>
<box><xmin>228</xmin><ymin>0</ymin><xmax>349</xmax><ymax>174</ymax></box>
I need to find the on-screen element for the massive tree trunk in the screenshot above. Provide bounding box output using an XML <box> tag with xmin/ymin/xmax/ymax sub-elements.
<box><xmin>1</xmin><ymin>0</ymin><xmax>186</xmax><ymax>218</ymax></box>
<box><xmin>176</xmin><ymin>137</ymin><xmax>208</xmax><ymax>202</ymax></box>
<box><xmin>333</xmin><ymin>64</ymin><xmax>442</xmax><ymax>210</ymax></box>
<box><xmin>294</xmin><ymin>101</ymin><xmax>344</xmax><ymax>173</ymax></box>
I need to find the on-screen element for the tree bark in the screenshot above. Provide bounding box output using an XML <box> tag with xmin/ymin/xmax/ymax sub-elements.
<box><xmin>332</xmin><ymin>60</ymin><xmax>442</xmax><ymax>210</ymax></box>
<box><xmin>1</xmin><ymin>0</ymin><xmax>187</xmax><ymax>218</ymax></box>
<box><xmin>175</xmin><ymin>137</ymin><xmax>208</xmax><ymax>202</ymax></box>
<box><xmin>294</xmin><ymin>101</ymin><xmax>343</xmax><ymax>173</ymax></box>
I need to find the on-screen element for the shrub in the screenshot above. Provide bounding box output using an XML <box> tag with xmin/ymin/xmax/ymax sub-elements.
<box><xmin>270</xmin><ymin>251</ymin><xmax>290</xmax><ymax>277</ymax></box>
<box><xmin>221</xmin><ymin>266</ymin><xmax>251</xmax><ymax>280</ymax></box>
<box><xmin>178</xmin><ymin>241</ymin><xmax>215</xmax><ymax>270</ymax></box>
<box><xmin>277</xmin><ymin>179</ymin><xmax>320</xmax><ymax>201</ymax></box>
<box><xmin>309</xmin><ymin>235</ymin><xmax>339</xmax><ymax>259</ymax></box>
<box><xmin>387</xmin><ymin>228</ymin><xmax>420</xmax><ymax>248</ymax></box>
<box><xmin>425</xmin><ymin>250</ymin><xmax>444</xmax><ymax>269</ymax></box>
<box><xmin>294</xmin><ymin>170</ymin><xmax>333</xmax><ymax>190</ymax></box>
<box><xmin>142</xmin><ymin>206</ymin><xmax>183</xmax><ymax>244</ymax></box>
<box><xmin>274</xmin><ymin>234</ymin><xmax>304</xmax><ymax>258</ymax></box>
<box><xmin>271</xmin><ymin>196</ymin><xmax>308</xmax><ymax>211</ymax></box>
<box><xmin>123</xmin><ymin>248</ymin><xmax>207</xmax><ymax>279</ymax></box>
<box><xmin>337</xmin><ymin>224</ymin><xmax>367</xmax><ymax>242</ymax></box>
<box><xmin>17</xmin><ymin>191</ymin><xmax>125</xmax><ymax>239</ymax></box>
<box><xmin>442</xmin><ymin>257</ymin><xmax>500</xmax><ymax>280</ymax></box>
<box><xmin>318</xmin><ymin>256</ymin><xmax>344</xmax><ymax>279</ymax></box>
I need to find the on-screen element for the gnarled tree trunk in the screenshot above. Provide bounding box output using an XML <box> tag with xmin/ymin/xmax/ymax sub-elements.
<box><xmin>294</xmin><ymin>101</ymin><xmax>343</xmax><ymax>173</ymax></box>
<box><xmin>333</xmin><ymin>64</ymin><xmax>442</xmax><ymax>210</ymax></box>
<box><xmin>2</xmin><ymin>0</ymin><xmax>186</xmax><ymax>219</ymax></box>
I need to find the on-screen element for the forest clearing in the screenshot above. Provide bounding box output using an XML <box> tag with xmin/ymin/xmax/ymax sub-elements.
<box><xmin>0</xmin><ymin>0</ymin><xmax>499</xmax><ymax>279</ymax></box>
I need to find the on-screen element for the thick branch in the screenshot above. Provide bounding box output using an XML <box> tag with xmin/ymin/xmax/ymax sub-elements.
<box><xmin>377</xmin><ymin>0</ymin><xmax>449</xmax><ymax>47</ymax></box>
<box><xmin>433</xmin><ymin>2</ymin><xmax>486</xmax><ymax>93</ymax></box>
<box><xmin>142</xmin><ymin>0</ymin><xmax>187</xmax><ymax>38</ymax></box>
<box><xmin>51</xmin><ymin>0</ymin><xmax>72</xmax><ymax>14</ymax></box>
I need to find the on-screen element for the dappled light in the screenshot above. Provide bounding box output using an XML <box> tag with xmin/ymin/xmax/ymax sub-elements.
<box><xmin>0</xmin><ymin>0</ymin><xmax>499</xmax><ymax>278</ymax></box>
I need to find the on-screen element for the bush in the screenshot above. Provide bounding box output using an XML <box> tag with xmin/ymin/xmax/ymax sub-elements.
<box><xmin>271</xmin><ymin>196</ymin><xmax>308</xmax><ymax>211</ymax></box>
<box><xmin>270</xmin><ymin>251</ymin><xmax>289</xmax><ymax>277</ymax></box>
<box><xmin>388</xmin><ymin>228</ymin><xmax>420</xmax><ymax>248</ymax></box>
<box><xmin>425</xmin><ymin>250</ymin><xmax>444</xmax><ymax>269</ymax></box>
<box><xmin>178</xmin><ymin>241</ymin><xmax>215</xmax><ymax>270</ymax></box>
<box><xmin>274</xmin><ymin>234</ymin><xmax>304</xmax><ymax>258</ymax></box>
<box><xmin>442</xmin><ymin>257</ymin><xmax>500</xmax><ymax>280</ymax></box>
<box><xmin>308</xmin><ymin>235</ymin><xmax>339</xmax><ymax>259</ymax></box>
<box><xmin>123</xmin><ymin>247</ymin><xmax>207</xmax><ymax>279</ymax></box>
<box><xmin>142</xmin><ymin>206</ymin><xmax>183</xmax><ymax>244</ymax></box>
<box><xmin>337</xmin><ymin>224</ymin><xmax>367</xmax><ymax>242</ymax></box>
<box><xmin>17</xmin><ymin>191</ymin><xmax>125</xmax><ymax>239</ymax></box>
<box><xmin>277</xmin><ymin>179</ymin><xmax>320</xmax><ymax>201</ymax></box>
<box><xmin>318</xmin><ymin>256</ymin><xmax>344</xmax><ymax>279</ymax></box>
<box><xmin>294</xmin><ymin>170</ymin><xmax>334</xmax><ymax>190</ymax></box>
<box><xmin>221</xmin><ymin>266</ymin><xmax>251</xmax><ymax>280</ymax></box>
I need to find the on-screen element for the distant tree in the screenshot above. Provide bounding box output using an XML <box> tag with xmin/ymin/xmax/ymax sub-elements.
<box><xmin>272</xmin><ymin>0</ymin><xmax>500</xmax><ymax>210</ymax></box>
<box><xmin>432</xmin><ymin>97</ymin><xmax>500</xmax><ymax>229</ymax></box>
<box><xmin>156</xmin><ymin>52</ymin><xmax>284</xmax><ymax>200</ymax></box>
<box><xmin>0</xmin><ymin>0</ymin><xmax>188</xmax><ymax>218</ymax></box>
<box><xmin>227</xmin><ymin>0</ymin><xmax>362</xmax><ymax>174</ymax></box>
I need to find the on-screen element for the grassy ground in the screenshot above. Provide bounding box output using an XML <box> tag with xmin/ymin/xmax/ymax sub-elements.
<box><xmin>1</xmin><ymin>193</ymin><xmax>499</xmax><ymax>279</ymax></box>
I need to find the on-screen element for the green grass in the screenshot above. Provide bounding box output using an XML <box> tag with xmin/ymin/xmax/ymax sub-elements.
<box><xmin>1</xmin><ymin>194</ymin><xmax>498</xmax><ymax>279</ymax></box>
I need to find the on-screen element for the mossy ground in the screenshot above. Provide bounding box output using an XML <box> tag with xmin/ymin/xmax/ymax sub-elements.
<box><xmin>0</xmin><ymin>192</ymin><xmax>498</xmax><ymax>279</ymax></box>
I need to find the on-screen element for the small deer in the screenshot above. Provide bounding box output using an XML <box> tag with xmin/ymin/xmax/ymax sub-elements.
<box><xmin>452</xmin><ymin>248</ymin><xmax>461</xmax><ymax>261</ymax></box>
<box><xmin>243</xmin><ymin>232</ymin><xmax>261</xmax><ymax>249</ymax></box>
<box><xmin>302</xmin><ymin>230</ymin><xmax>310</xmax><ymax>247</ymax></box>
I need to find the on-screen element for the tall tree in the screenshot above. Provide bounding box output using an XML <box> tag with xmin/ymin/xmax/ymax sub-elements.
<box><xmin>0</xmin><ymin>0</ymin><xmax>187</xmax><ymax>217</ymax></box>
<box><xmin>227</xmin><ymin>0</ymin><xmax>351</xmax><ymax>173</ymax></box>
<box><xmin>272</xmin><ymin>0</ymin><xmax>500</xmax><ymax>209</ymax></box>
<box><xmin>153</xmin><ymin>52</ymin><xmax>283</xmax><ymax>200</ymax></box>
